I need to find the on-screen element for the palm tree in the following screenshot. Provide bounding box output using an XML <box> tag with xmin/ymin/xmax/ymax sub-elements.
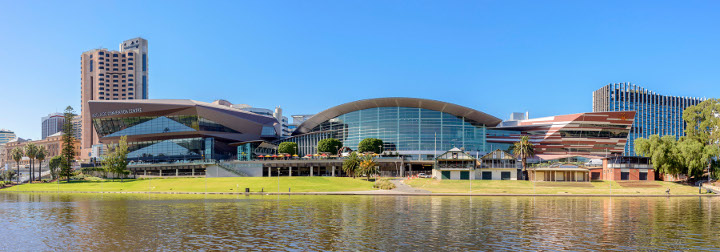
<box><xmin>513</xmin><ymin>135</ymin><xmax>535</xmax><ymax>180</ymax></box>
<box><xmin>24</xmin><ymin>143</ymin><xmax>38</xmax><ymax>182</ymax></box>
<box><xmin>342</xmin><ymin>152</ymin><xmax>361</xmax><ymax>178</ymax></box>
<box><xmin>36</xmin><ymin>146</ymin><xmax>47</xmax><ymax>181</ymax></box>
<box><xmin>359</xmin><ymin>154</ymin><xmax>378</xmax><ymax>180</ymax></box>
<box><xmin>11</xmin><ymin>147</ymin><xmax>23</xmax><ymax>184</ymax></box>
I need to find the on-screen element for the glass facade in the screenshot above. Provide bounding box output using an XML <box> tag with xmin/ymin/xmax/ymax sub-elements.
<box><xmin>593</xmin><ymin>83</ymin><xmax>705</xmax><ymax>155</ymax></box>
<box><xmin>300</xmin><ymin>107</ymin><xmax>488</xmax><ymax>159</ymax></box>
<box><xmin>93</xmin><ymin>115</ymin><xmax>241</xmax><ymax>162</ymax></box>
<box><xmin>93</xmin><ymin>115</ymin><xmax>239</xmax><ymax>137</ymax></box>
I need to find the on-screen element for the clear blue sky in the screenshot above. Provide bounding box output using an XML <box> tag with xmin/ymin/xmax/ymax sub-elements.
<box><xmin>1</xmin><ymin>0</ymin><xmax>718</xmax><ymax>140</ymax></box>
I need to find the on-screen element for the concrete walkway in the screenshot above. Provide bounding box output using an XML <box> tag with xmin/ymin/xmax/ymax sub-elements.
<box><xmin>390</xmin><ymin>179</ymin><xmax>431</xmax><ymax>194</ymax></box>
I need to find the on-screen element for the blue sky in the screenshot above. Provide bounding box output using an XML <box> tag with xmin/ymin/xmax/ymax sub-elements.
<box><xmin>1</xmin><ymin>0</ymin><xmax>718</xmax><ymax>140</ymax></box>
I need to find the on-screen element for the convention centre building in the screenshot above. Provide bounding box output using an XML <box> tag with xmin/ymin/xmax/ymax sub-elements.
<box><xmin>87</xmin><ymin>97</ymin><xmax>636</xmax><ymax>177</ymax></box>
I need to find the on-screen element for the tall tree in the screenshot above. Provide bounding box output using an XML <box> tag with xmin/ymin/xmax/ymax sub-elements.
<box><xmin>11</xmin><ymin>147</ymin><xmax>23</xmax><ymax>184</ymax></box>
<box><xmin>513</xmin><ymin>135</ymin><xmax>535</xmax><ymax>180</ymax></box>
<box><xmin>35</xmin><ymin>146</ymin><xmax>47</xmax><ymax>181</ymax></box>
<box><xmin>60</xmin><ymin>106</ymin><xmax>77</xmax><ymax>182</ymax></box>
<box><xmin>358</xmin><ymin>138</ymin><xmax>383</xmax><ymax>154</ymax></box>
<box><xmin>682</xmin><ymin>98</ymin><xmax>720</xmax><ymax>179</ymax></box>
<box><xmin>317</xmin><ymin>138</ymin><xmax>342</xmax><ymax>154</ymax></box>
<box><xmin>24</xmin><ymin>143</ymin><xmax>38</xmax><ymax>182</ymax></box>
<box><xmin>342</xmin><ymin>152</ymin><xmax>361</xmax><ymax>178</ymax></box>
<box><xmin>278</xmin><ymin>142</ymin><xmax>298</xmax><ymax>155</ymax></box>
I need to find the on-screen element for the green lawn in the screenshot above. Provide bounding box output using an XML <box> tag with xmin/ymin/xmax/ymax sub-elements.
<box><xmin>2</xmin><ymin>177</ymin><xmax>376</xmax><ymax>193</ymax></box>
<box><xmin>405</xmin><ymin>179</ymin><xmax>706</xmax><ymax>195</ymax></box>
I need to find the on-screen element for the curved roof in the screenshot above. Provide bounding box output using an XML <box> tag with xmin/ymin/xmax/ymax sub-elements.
<box><xmin>293</xmin><ymin>97</ymin><xmax>502</xmax><ymax>135</ymax></box>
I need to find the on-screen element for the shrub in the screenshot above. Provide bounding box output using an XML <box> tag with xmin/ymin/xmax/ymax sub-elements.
<box><xmin>373</xmin><ymin>178</ymin><xmax>396</xmax><ymax>190</ymax></box>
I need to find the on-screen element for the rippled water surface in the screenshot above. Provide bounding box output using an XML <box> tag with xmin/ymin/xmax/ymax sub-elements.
<box><xmin>1</xmin><ymin>193</ymin><xmax>719</xmax><ymax>251</ymax></box>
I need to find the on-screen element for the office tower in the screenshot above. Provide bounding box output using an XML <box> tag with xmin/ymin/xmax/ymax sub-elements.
<box><xmin>80</xmin><ymin>37</ymin><xmax>148</xmax><ymax>159</ymax></box>
<box><xmin>41</xmin><ymin>113</ymin><xmax>65</xmax><ymax>139</ymax></box>
<box><xmin>0</xmin><ymin>129</ymin><xmax>16</xmax><ymax>144</ymax></box>
<box><xmin>592</xmin><ymin>83</ymin><xmax>705</xmax><ymax>156</ymax></box>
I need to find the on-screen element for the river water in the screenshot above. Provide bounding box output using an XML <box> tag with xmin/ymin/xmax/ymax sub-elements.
<box><xmin>0</xmin><ymin>193</ymin><xmax>718</xmax><ymax>251</ymax></box>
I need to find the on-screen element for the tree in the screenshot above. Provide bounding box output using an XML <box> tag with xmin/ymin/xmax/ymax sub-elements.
<box><xmin>359</xmin><ymin>154</ymin><xmax>378</xmax><ymax>180</ymax></box>
<box><xmin>635</xmin><ymin>135</ymin><xmax>683</xmax><ymax>176</ymax></box>
<box><xmin>358</xmin><ymin>138</ymin><xmax>383</xmax><ymax>154</ymax></box>
<box><xmin>60</xmin><ymin>106</ymin><xmax>77</xmax><ymax>182</ymax></box>
<box><xmin>317</xmin><ymin>138</ymin><xmax>342</xmax><ymax>154</ymax></box>
<box><xmin>342</xmin><ymin>152</ymin><xmax>361</xmax><ymax>178</ymax></box>
<box><xmin>513</xmin><ymin>135</ymin><xmax>535</xmax><ymax>180</ymax></box>
<box><xmin>11</xmin><ymin>147</ymin><xmax>23</xmax><ymax>184</ymax></box>
<box><xmin>676</xmin><ymin>138</ymin><xmax>719</xmax><ymax>178</ymax></box>
<box><xmin>101</xmin><ymin>136</ymin><xmax>130</xmax><ymax>181</ymax></box>
<box><xmin>24</xmin><ymin>143</ymin><xmax>38</xmax><ymax>182</ymax></box>
<box><xmin>683</xmin><ymin>98</ymin><xmax>720</xmax><ymax>145</ymax></box>
<box><xmin>35</xmin><ymin>146</ymin><xmax>47</xmax><ymax>181</ymax></box>
<box><xmin>682</xmin><ymin>98</ymin><xmax>720</xmax><ymax>179</ymax></box>
<box><xmin>278</xmin><ymin>142</ymin><xmax>298</xmax><ymax>155</ymax></box>
<box><xmin>48</xmin><ymin>156</ymin><xmax>62</xmax><ymax>180</ymax></box>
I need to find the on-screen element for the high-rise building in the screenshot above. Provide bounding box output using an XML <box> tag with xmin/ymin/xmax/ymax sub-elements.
<box><xmin>0</xmin><ymin>129</ymin><xmax>16</xmax><ymax>145</ymax></box>
<box><xmin>41</xmin><ymin>113</ymin><xmax>65</xmax><ymax>139</ymax></box>
<box><xmin>72</xmin><ymin>115</ymin><xmax>82</xmax><ymax>141</ymax></box>
<box><xmin>592</xmin><ymin>83</ymin><xmax>706</xmax><ymax>155</ymax></box>
<box><xmin>80</xmin><ymin>37</ymin><xmax>148</xmax><ymax>159</ymax></box>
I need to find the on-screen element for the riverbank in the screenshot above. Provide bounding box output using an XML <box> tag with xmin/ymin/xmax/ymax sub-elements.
<box><xmin>2</xmin><ymin>177</ymin><xmax>715</xmax><ymax>196</ymax></box>
<box><xmin>1</xmin><ymin>177</ymin><xmax>377</xmax><ymax>193</ymax></box>
<box><xmin>404</xmin><ymin>179</ymin><xmax>710</xmax><ymax>195</ymax></box>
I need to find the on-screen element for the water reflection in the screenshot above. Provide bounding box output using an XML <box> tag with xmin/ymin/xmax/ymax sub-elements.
<box><xmin>0</xmin><ymin>193</ymin><xmax>718</xmax><ymax>251</ymax></box>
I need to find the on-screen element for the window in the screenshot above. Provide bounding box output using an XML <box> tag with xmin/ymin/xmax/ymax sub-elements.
<box><xmin>99</xmin><ymin>66</ymin><xmax>104</xmax><ymax>70</ymax></box>
<box><xmin>128</xmin><ymin>83</ymin><xmax>133</xmax><ymax>86</ymax></box>
<box><xmin>99</xmin><ymin>73</ymin><xmax>104</xmax><ymax>76</ymax></box>
<box><xmin>128</xmin><ymin>74</ymin><xmax>134</xmax><ymax>77</ymax></box>
<box><xmin>99</xmin><ymin>78</ymin><xmax>104</xmax><ymax>81</ymax></box>
<box><xmin>639</xmin><ymin>172</ymin><xmax>648</xmax><ymax>180</ymax></box>
<box><xmin>122</xmin><ymin>80</ymin><xmax>126</xmax><ymax>82</ymax></box>
<box><xmin>122</xmin><ymin>94</ymin><xmax>126</xmax><ymax>96</ymax></box>
<box><xmin>113</xmin><ymin>54</ymin><xmax>118</xmax><ymax>57</ymax></box>
<box><xmin>114</xmin><ymin>75</ymin><xmax>118</xmax><ymax>78</ymax></box>
<box><xmin>99</xmin><ymin>92</ymin><xmax>104</xmax><ymax>95</ymax></box>
<box><xmin>128</xmin><ymin>78</ymin><xmax>133</xmax><ymax>81</ymax></box>
<box><xmin>99</xmin><ymin>87</ymin><xmax>104</xmax><ymax>90</ymax></box>
<box><xmin>142</xmin><ymin>53</ymin><xmax>147</xmax><ymax>71</ymax></box>
<box><xmin>128</xmin><ymin>58</ymin><xmax>133</xmax><ymax>61</ymax></box>
<box><xmin>128</xmin><ymin>63</ymin><xmax>133</xmax><ymax>65</ymax></box>
<box><xmin>113</xmin><ymin>68</ymin><xmax>118</xmax><ymax>71</ymax></box>
<box><xmin>128</xmin><ymin>67</ymin><xmax>133</xmax><ymax>70</ymax></box>
<box><xmin>99</xmin><ymin>57</ymin><xmax>104</xmax><ymax>60</ymax></box>
<box><xmin>113</xmin><ymin>85</ymin><xmax>118</xmax><ymax>87</ymax></box>
<box><xmin>90</xmin><ymin>54</ymin><xmax>93</xmax><ymax>58</ymax></box>
<box><xmin>128</xmin><ymin>52</ymin><xmax>133</xmax><ymax>56</ymax></box>
<box><xmin>113</xmin><ymin>80</ymin><xmax>118</xmax><ymax>82</ymax></box>
<box><xmin>129</xmin><ymin>88</ymin><xmax>134</xmax><ymax>91</ymax></box>
<box><xmin>122</xmin><ymin>59</ymin><xmax>126</xmax><ymax>62</ymax></box>
<box><xmin>501</xmin><ymin>172</ymin><xmax>511</xmax><ymax>180</ymax></box>
<box><xmin>122</xmin><ymin>64</ymin><xmax>125</xmax><ymax>67</ymax></box>
<box><xmin>621</xmin><ymin>172</ymin><xmax>629</xmax><ymax>180</ymax></box>
<box><xmin>122</xmin><ymin>89</ymin><xmax>126</xmax><ymax>92</ymax></box>
<box><xmin>113</xmin><ymin>94</ymin><xmax>118</xmax><ymax>96</ymax></box>
<box><xmin>113</xmin><ymin>64</ymin><xmax>118</xmax><ymax>66</ymax></box>
<box><xmin>122</xmin><ymin>84</ymin><xmax>126</xmax><ymax>87</ymax></box>
<box><xmin>90</xmin><ymin>60</ymin><xmax>93</xmax><ymax>72</ymax></box>
<box><xmin>129</xmin><ymin>93</ymin><xmax>134</xmax><ymax>95</ymax></box>
<box><xmin>113</xmin><ymin>89</ymin><xmax>118</xmax><ymax>91</ymax></box>
<box><xmin>122</xmin><ymin>69</ymin><xmax>125</xmax><ymax>71</ymax></box>
<box><xmin>99</xmin><ymin>51</ymin><xmax>104</xmax><ymax>55</ymax></box>
<box><xmin>482</xmin><ymin>172</ymin><xmax>492</xmax><ymax>180</ymax></box>
<box><xmin>113</xmin><ymin>98</ymin><xmax>118</xmax><ymax>100</ymax></box>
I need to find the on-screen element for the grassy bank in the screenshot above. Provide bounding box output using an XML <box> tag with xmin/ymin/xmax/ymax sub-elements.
<box><xmin>2</xmin><ymin>177</ymin><xmax>376</xmax><ymax>193</ymax></box>
<box><xmin>405</xmin><ymin>179</ymin><xmax>706</xmax><ymax>195</ymax></box>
